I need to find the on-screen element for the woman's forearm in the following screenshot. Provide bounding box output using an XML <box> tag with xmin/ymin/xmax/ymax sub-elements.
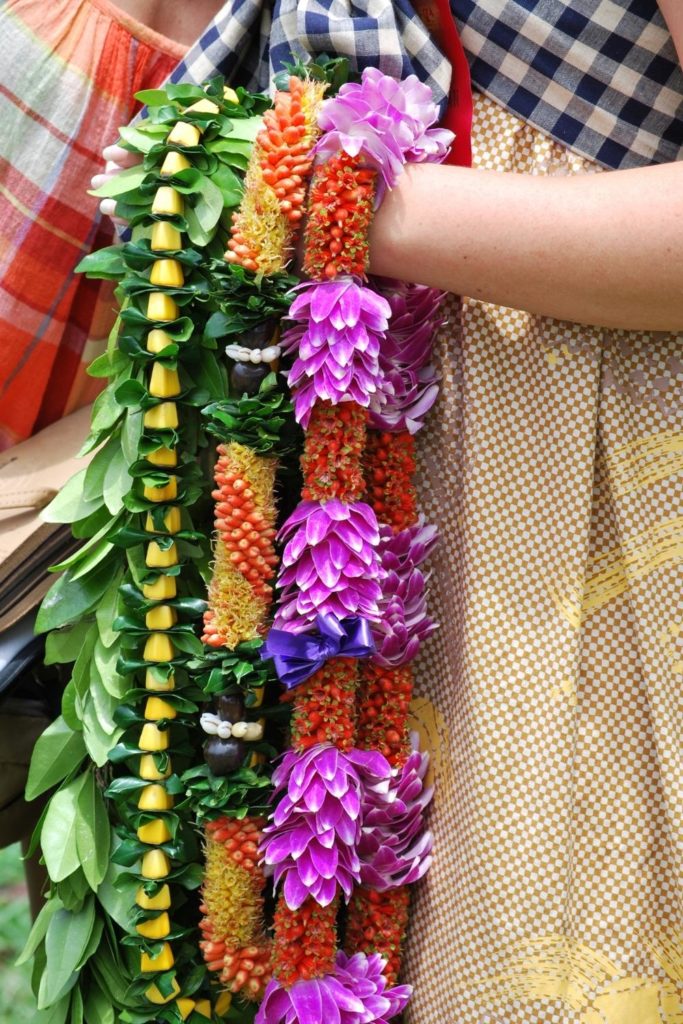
<box><xmin>368</xmin><ymin>160</ymin><xmax>683</xmax><ymax>330</ymax></box>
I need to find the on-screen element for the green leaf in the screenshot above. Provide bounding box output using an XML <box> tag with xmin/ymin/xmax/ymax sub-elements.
<box><xmin>121</xmin><ymin>409</ymin><xmax>143</xmax><ymax>465</ymax></box>
<box><xmin>76</xmin><ymin>914</ymin><xmax>104</xmax><ymax>971</ymax></box>
<box><xmin>89</xmin><ymin>165</ymin><xmax>147</xmax><ymax>198</ymax></box>
<box><xmin>81</xmin><ymin>694</ymin><xmax>122</xmax><ymax>767</ymax></box>
<box><xmin>42</xmin><ymin>470</ymin><xmax>102</xmax><ymax>525</ymax></box>
<box><xmin>165</xmin><ymin>83</ymin><xmax>208</xmax><ymax>103</ymax></box>
<box><xmin>114</xmin><ymin>379</ymin><xmax>148</xmax><ymax>407</ymax></box>
<box><xmin>33</xmin><ymin>992</ymin><xmax>71</xmax><ymax>1024</ymax></box>
<box><xmin>97</xmin><ymin>850</ymin><xmax>135</xmax><ymax>931</ymax></box>
<box><xmin>75</xmin><ymin>246</ymin><xmax>126</xmax><ymax>279</ymax></box>
<box><xmin>16</xmin><ymin>896</ymin><xmax>62</xmax><ymax>965</ymax></box>
<box><xmin>39</xmin><ymin>897</ymin><xmax>96</xmax><ymax>1008</ymax></box>
<box><xmin>83</xmin><ymin>979</ymin><xmax>115</xmax><ymax>1024</ymax></box>
<box><xmin>184</xmin><ymin>204</ymin><xmax>212</xmax><ymax>248</ymax></box>
<box><xmin>76</xmin><ymin>773</ymin><xmax>110</xmax><ymax>890</ymax></box>
<box><xmin>70</xmin><ymin>627</ymin><xmax>98</xmax><ymax>699</ymax></box>
<box><xmin>94</xmin><ymin>637</ymin><xmax>127</xmax><ymax>697</ymax></box>
<box><xmin>84</xmin><ymin>435</ymin><xmax>122</xmax><ymax>502</ymax></box>
<box><xmin>90</xmin><ymin>668</ymin><xmax>119</xmax><ymax>735</ymax></box>
<box><xmin>87</xmin><ymin>349</ymin><xmax>128</xmax><ymax>378</ymax></box>
<box><xmin>26</xmin><ymin>717</ymin><xmax>87</xmax><ymax>801</ymax></box>
<box><xmin>103</xmin><ymin>443</ymin><xmax>133</xmax><ymax>514</ymax></box>
<box><xmin>95</xmin><ymin>570</ymin><xmax>124</xmax><ymax>648</ymax></box>
<box><xmin>211</xmin><ymin>163</ymin><xmax>243</xmax><ymax>207</ymax></box>
<box><xmin>41</xmin><ymin>774</ymin><xmax>88</xmax><ymax>882</ymax></box>
<box><xmin>117</xmin><ymin>123</ymin><xmax>159</xmax><ymax>154</ymax></box>
<box><xmin>50</xmin><ymin>514</ymin><xmax>119</xmax><ymax>573</ymax></box>
<box><xmin>36</xmin><ymin>555</ymin><xmax>118</xmax><ymax>633</ymax></box>
<box><xmin>56</xmin><ymin>867</ymin><xmax>90</xmax><ymax>911</ymax></box>
<box><xmin>193</xmin><ymin>174</ymin><xmax>224</xmax><ymax>233</ymax></box>
<box><xmin>44</xmin><ymin>621</ymin><xmax>92</xmax><ymax>666</ymax></box>
<box><xmin>133</xmin><ymin>88</ymin><xmax>170</xmax><ymax>106</ymax></box>
<box><xmin>226</xmin><ymin>114</ymin><xmax>263</xmax><ymax>142</ymax></box>
<box><xmin>61</xmin><ymin>680</ymin><xmax>81</xmax><ymax>733</ymax></box>
<box><xmin>90</xmin><ymin>382</ymin><xmax>123</xmax><ymax>435</ymax></box>
<box><xmin>70</xmin><ymin>987</ymin><xmax>83</xmax><ymax>1024</ymax></box>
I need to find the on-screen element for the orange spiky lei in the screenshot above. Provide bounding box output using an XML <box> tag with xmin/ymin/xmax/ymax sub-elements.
<box><xmin>226</xmin><ymin>76</ymin><xmax>326</xmax><ymax>274</ymax></box>
<box><xmin>200</xmin><ymin>818</ymin><xmax>273</xmax><ymax>1000</ymax></box>
<box><xmin>202</xmin><ymin>441</ymin><xmax>278</xmax><ymax>648</ymax></box>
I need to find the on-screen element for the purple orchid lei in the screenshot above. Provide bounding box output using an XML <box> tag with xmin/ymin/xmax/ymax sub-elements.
<box><xmin>371</xmin><ymin>519</ymin><xmax>439</xmax><ymax>667</ymax></box>
<box><xmin>369</xmin><ymin>280</ymin><xmax>446</xmax><ymax>434</ymax></box>
<box><xmin>256</xmin><ymin>952</ymin><xmax>411</xmax><ymax>1024</ymax></box>
<box><xmin>258</xmin><ymin>67</ymin><xmax>452</xmax><ymax>1024</ymax></box>
<box><xmin>315</xmin><ymin>66</ymin><xmax>453</xmax><ymax>196</ymax></box>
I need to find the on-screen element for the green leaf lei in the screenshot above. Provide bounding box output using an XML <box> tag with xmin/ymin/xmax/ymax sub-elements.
<box><xmin>24</xmin><ymin>79</ymin><xmax>299</xmax><ymax>1024</ymax></box>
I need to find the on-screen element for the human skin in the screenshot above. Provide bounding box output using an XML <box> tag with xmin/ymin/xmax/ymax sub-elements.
<box><xmin>110</xmin><ymin>0</ymin><xmax>225</xmax><ymax>46</ymax></box>
<box><xmin>368</xmin><ymin>0</ymin><xmax>683</xmax><ymax>332</ymax></box>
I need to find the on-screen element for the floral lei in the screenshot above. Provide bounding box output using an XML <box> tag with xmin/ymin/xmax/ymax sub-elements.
<box><xmin>26</xmin><ymin>60</ymin><xmax>451</xmax><ymax>1024</ymax></box>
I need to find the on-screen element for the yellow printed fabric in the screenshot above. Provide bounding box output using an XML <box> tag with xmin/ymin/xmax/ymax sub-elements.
<box><xmin>405</xmin><ymin>91</ymin><xmax>683</xmax><ymax>1024</ymax></box>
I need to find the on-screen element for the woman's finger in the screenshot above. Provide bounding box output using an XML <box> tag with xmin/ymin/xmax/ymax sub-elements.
<box><xmin>102</xmin><ymin>143</ymin><xmax>141</xmax><ymax>168</ymax></box>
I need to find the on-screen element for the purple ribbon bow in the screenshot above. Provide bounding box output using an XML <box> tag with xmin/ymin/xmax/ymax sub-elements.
<box><xmin>261</xmin><ymin>613</ymin><xmax>376</xmax><ymax>689</ymax></box>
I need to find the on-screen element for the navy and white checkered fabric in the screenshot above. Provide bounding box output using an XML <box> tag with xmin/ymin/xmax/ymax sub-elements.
<box><xmin>166</xmin><ymin>0</ymin><xmax>683</xmax><ymax>171</ymax></box>
<box><xmin>170</xmin><ymin>0</ymin><xmax>452</xmax><ymax>113</ymax></box>
<box><xmin>455</xmin><ymin>0</ymin><xmax>683</xmax><ymax>169</ymax></box>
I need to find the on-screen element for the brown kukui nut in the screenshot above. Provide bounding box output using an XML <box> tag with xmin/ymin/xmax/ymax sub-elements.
<box><xmin>204</xmin><ymin>736</ymin><xmax>247</xmax><ymax>775</ymax></box>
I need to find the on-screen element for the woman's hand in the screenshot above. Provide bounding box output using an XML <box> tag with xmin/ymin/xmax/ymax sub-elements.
<box><xmin>90</xmin><ymin>143</ymin><xmax>142</xmax><ymax>224</ymax></box>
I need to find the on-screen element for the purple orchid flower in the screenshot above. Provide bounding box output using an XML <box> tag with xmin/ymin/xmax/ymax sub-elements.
<box><xmin>274</xmin><ymin>499</ymin><xmax>386</xmax><ymax>634</ymax></box>
<box><xmin>256</xmin><ymin>951</ymin><xmax>411</xmax><ymax>1024</ymax></box>
<box><xmin>369</xmin><ymin>280</ymin><xmax>446</xmax><ymax>434</ymax></box>
<box><xmin>372</xmin><ymin>519</ymin><xmax>439</xmax><ymax>667</ymax></box>
<box><xmin>280</xmin><ymin>279</ymin><xmax>393</xmax><ymax>428</ymax></box>
<box><xmin>259</xmin><ymin>744</ymin><xmax>392</xmax><ymax>909</ymax></box>
<box><xmin>315</xmin><ymin>67</ymin><xmax>453</xmax><ymax>194</ymax></box>
<box><xmin>359</xmin><ymin>739</ymin><xmax>434</xmax><ymax>890</ymax></box>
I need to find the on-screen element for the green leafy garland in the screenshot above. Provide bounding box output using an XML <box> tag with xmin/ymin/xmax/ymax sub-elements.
<box><xmin>22</xmin><ymin>80</ymin><xmax>297</xmax><ymax>1024</ymax></box>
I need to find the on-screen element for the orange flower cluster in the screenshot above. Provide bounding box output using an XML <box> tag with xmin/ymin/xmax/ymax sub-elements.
<box><xmin>286</xmin><ymin>657</ymin><xmax>358</xmax><ymax>753</ymax></box>
<box><xmin>364</xmin><ymin>430</ymin><xmax>417</xmax><ymax>533</ymax></box>
<box><xmin>355</xmin><ymin>663</ymin><xmax>413</xmax><ymax>767</ymax></box>
<box><xmin>344</xmin><ymin>887</ymin><xmax>410</xmax><ymax>987</ymax></box>
<box><xmin>199</xmin><ymin>817</ymin><xmax>272</xmax><ymax>1000</ymax></box>
<box><xmin>202</xmin><ymin>442</ymin><xmax>278</xmax><ymax>649</ymax></box>
<box><xmin>273</xmin><ymin>897</ymin><xmax>338</xmax><ymax>987</ymax></box>
<box><xmin>226</xmin><ymin>77</ymin><xmax>326</xmax><ymax>274</ymax></box>
<box><xmin>301</xmin><ymin>401</ymin><xmax>367</xmax><ymax>503</ymax></box>
<box><xmin>303</xmin><ymin>153</ymin><xmax>377</xmax><ymax>280</ymax></box>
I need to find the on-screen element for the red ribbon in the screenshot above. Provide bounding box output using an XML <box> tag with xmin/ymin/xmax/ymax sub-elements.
<box><xmin>412</xmin><ymin>0</ymin><xmax>473</xmax><ymax>167</ymax></box>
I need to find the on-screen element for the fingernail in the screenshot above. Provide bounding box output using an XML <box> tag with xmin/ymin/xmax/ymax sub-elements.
<box><xmin>100</xmin><ymin>199</ymin><xmax>117</xmax><ymax>215</ymax></box>
<box><xmin>91</xmin><ymin>174</ymin><xmax>106</xmax><ymax>187</ymax></box>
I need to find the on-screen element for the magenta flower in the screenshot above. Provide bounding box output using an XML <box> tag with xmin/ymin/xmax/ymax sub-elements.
<box><xmin>315</xmin><ymin>67</ymin><xmax>453</xmax><ymax>192</ymax></box>
<box><xmin>372</xmin><ymin>520</ymin><xmax>438</xmax><ymax>667</ymax></box>
<box><xmin>359</xmin><ymin>740</ymin><xmax>434</xmax><ymax>890</ymax></box>
<box><xmin>370</xmin><ymin>281</ymin><xmax>445</xmax><ymax>434</ymax></box>
<box><xmin>280</xmin><ymin>279</ymin><xmax>392</xmax><ymax>428</ymax></box>
<box><xmin>256</xmin><ymin>951</ymin><xmax>411</xmax><ymax>1024</ymax></box>
<box><xmin>259</xmin><ymin>744</ymin><xmax>392</xmax><ymax>909</ymax></box>
<box><xmin>274</xmin><ymin>499</ymin><xmax>386</xmax><ymax>634</ymax></box>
